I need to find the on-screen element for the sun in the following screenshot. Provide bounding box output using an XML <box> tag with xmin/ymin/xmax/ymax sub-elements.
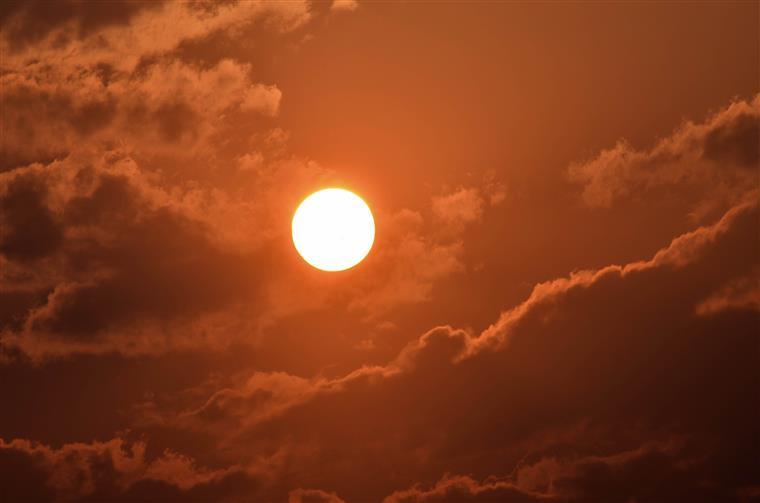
<box><xmin>292</xmin><ymin>188</ymin><xmax>375</xmax><ymax>271</ymax></box>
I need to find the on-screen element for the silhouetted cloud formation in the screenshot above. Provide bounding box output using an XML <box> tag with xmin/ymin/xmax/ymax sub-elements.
<box><xmin>136</xmin><ymin>196</ymin><xmax>757</xmax><ymax>501</ymax></box>
<box><xmin>0</xmin><ymin>1</ymin><xmax>757</xmax><ymax>501</ymax></box>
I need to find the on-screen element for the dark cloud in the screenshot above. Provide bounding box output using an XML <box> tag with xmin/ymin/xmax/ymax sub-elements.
<box><xmin>0</xmin><ymin>0</ymin><xmax>308</xmax><ymax>57</ymax></box>
<box><xmin>0</xmin><ymin>155</ymin><xmax>264</xmax><ymax>358</ymax></box>
<box><xmin>145</xmin><ymin>196</ymin><xmax>758</xmax><ymax>501</ymax></box>
<box><xmin>0</xmin><ymin>3</ymin><xmax>757</xmax><ymax>503</ymax></box>
<box><xmin>289</xmin><ymin>488</ymin><xmax>348</xmax><ymax>503</ymax></box>
<box><xmin>545</xmin><ymin>443</ymin><xmax>728</xmax><ymax>503</ymax></box>
<box><xmin>0</xmin><ymin>0</ymin><xmax>162</xmax><ymax>51</ymax></box>
<box><xmin>383</xmin><ymin>475</ymin><xmax>547</xmax><ymax>503</ymax></box>
<box><xmin>0</xmin><ymin>444</ymin><xmax>55</xmax><ymax>502</ymax></box>
<box><xmin>387</xmin><ymin>439</ymin><xmax>758</xmax><ymax>503</ymax></box>
<box><xmin>0</xmin><ymin>151</ymin><xmax>490</xmax><ymax>360</ymax></box>
<box><xmin>0</xmin><ymin>58</ymin><xmax>283</xmax><ymax>171</ymax></box>
<box><xmin>0</xmin><ymin>437</ymin><xmax>271</xmax><ymax>503</ymax></box>
<box><xmin>0</xmin><ymin>175</ymin><xmax>62</xmax><ymax>261</ymax></box>
<box><xmin>0</xmin><ymin>0</ymin><xmax>485</xmax><ymax>364</ymax></box>
<box><xmin>0</xmin><ymin>0</ymin><xmax>309</xmax><ymax>172</ymax></box>
<box><xmin>153</xmin><ymin>102</ymin><xmax>201</xmax><ymax>144</ymax></box>
<box><xmin>703</xmin><ymin>107</ymin><xmax>760</xmax><ymax>166</ymax></box>
<box><xmin>25</xmin><ymin>209</ymin><xmax>253</xmax><ymax>337</ymax></box>
<box><xmin>696</xmin><ymin>268</ymin><xmax>760</xmax><ymax>316</ymax></box>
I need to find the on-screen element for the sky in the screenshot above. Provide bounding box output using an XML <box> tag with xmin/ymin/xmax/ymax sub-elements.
<box><xmin>0</xmin><ymin>1</ymin><xmax>758</xmax><ymax>502</ymax></box>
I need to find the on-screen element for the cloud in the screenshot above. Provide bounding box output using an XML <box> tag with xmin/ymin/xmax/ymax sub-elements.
<box><xmin>241</xmin><ymin>84</ymin><xmax>283</xmax><ymax>117</ymax></box>
<box><xmin>181</xmin><ymin>371</ymin><xmax>318</xmax><ymax>432</ymax></box>
<box><xmin>331</xmin><ymin>0</ymin><xmax>360</xmax><ymax>13</ymax></box>
<box><xmin>471</xmin><ymin>192</ymin><xmax>759</xmax><ymax>354</ymax></box>
<box><xmin>386</xmin><ymin>439</ymin><xmax>745</xmax><ymax>502</ymax></box>
<box><xmin>532</xmin><ymin>442</ymin><xmax>713</xmax><ymax>502</ymax></box>
<box><xmin>431</xmin><ymin>174</ymin><xmax>506</xmax><ymax>233</ymax></box>
<box><xmin>567</xmin><ymin>95</ymin><xmax>759</xmax><ymax>220</ymax></box>
<box><xmin>345</xmin><ymin>208</ymin><xmax>465</xmax><ymax>316</ymax></box>
<box><xmin>4</xmin><ymin>432</ymin><xmax>752</xmax><ymax>502</ymax></box>
<box><xmin>1</xmin><ymin>0</ymin><xmax>502</xmax><ymax>363</ymax></box>
<box><xmin>289</xmin><ymin>488</ymin><xmax>347</xmax><ymax>503</ymax></box>
<box><xmin>0</xmin><ymin>1</ymin><xmax>310</xmax><ymax>69</ymax></box>
<box><xmin>383</xmin><ymin>474</ymin><xmax>546</xmax><ymax>503</ymax></box>
<box><xmin>0</xmin><ymin>58</ymin><xmax>283</xmax><ymax>168</ymax></box>
<box><xmin>0</xmin><ymin>146</ymin><xmax>497</xmax><ymax>359</ymax></box>
<box><xmin>0</xmin><ymin>436</ymin><xmax>274</xmax><ymax>502</ymax></box>
<box><xmin>147</xmin><ymin>193</ymin><xmax>758</xmax><ymax>501</ymax></box>
<box><xmin>0</xmin><ymin>0</ymin><xmax>162</xmax><ymax>51</ymax></box>
<box><xmin>0</xmin><ymin>0</ymin><xmax>316</xmax><ymax>171</ymax></box>
<box><xmin>0</xmin><ymin>175</ymin><xmax>63</xmax><ymax>262</ymax></box>
<box><xmin>259</xmin><ymin>182</ymin><xmax>503</xmax><ymax>325</ymax></box>
<box><xmin>431</xmin><ymin>187</ymin><xmax>485</xmax><ymax>231</ymax></box>
<box><xmin>696</xmin><ymin>268</ymin><xmax>760</xmax><ymax>316</ymax></box>
<box><xmin>0</xmin><ymin>152</ymin><xmax>268</xmax><ymax>360</ymax></box>
<box><xmin>2</xmin><ymin>6</ymin><xmax>757</xmax><ymax>502</ymax></box>
<box><xmin>343</xmin><ymin>179</ymin><xmax>506</xmax><ymax>318</ymax></box>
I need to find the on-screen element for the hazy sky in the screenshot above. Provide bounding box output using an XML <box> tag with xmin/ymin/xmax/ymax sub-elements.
<box><xmin>0</xmin><ymin>1</ymin><xmax>758</xmax><ymax>502</ymax></box>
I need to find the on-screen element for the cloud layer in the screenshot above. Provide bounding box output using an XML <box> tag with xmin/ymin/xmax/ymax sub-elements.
<box><xmin>0</xmin><ymin>2</ymin><xmax>757</xmax><ymax>502</ymax></box>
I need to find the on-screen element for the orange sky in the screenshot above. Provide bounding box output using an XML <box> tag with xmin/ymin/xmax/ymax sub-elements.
<box><xmin>0</xmin><ymin>1</ymin><xmax>758</xmax><ymax>502</ymax></box>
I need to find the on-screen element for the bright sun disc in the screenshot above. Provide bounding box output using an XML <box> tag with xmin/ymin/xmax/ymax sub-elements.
<box><xmin>292</xmin><ymin>188</ymin><xmax>375</xmax><ymax>271</ymax></box>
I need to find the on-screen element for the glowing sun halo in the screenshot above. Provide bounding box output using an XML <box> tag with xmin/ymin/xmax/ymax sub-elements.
<box><xmin>292</xmin><ymin>188</ymin><xmax>375</xmax><ymax>271</ymax></box>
